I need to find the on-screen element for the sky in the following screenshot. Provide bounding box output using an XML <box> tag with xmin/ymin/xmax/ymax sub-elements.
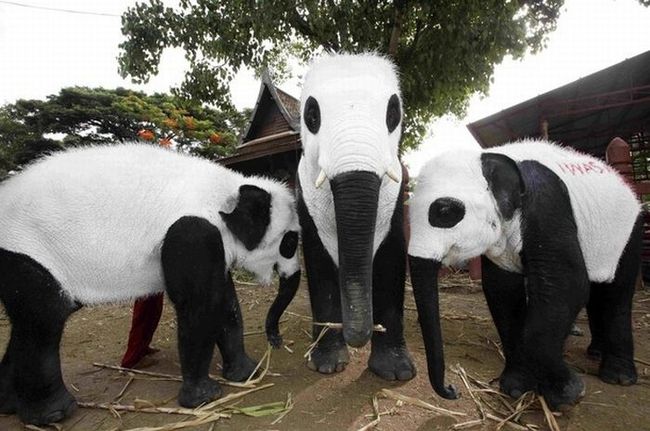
<box><xmin>1</xmin><ymin>0</ymin><xmax>649</xmax><ymax>174</ymax></box>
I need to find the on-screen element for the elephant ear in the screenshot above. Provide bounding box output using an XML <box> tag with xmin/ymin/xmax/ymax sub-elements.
<box><xmin>480</xmin><ymin>153</ymin><xmax>524</xmax><ymax>220</ymax></box>
<box><xmin>220</xmin><ymin>184</ymin><xmax>272</xmax><ymax>250</ymax></box>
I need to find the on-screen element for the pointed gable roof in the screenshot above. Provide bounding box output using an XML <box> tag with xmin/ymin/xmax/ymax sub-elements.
<box><xmin>239</xmin><ymin>70</ymin><xmax>300</xmax><ymax>144</ymax></box>
<box><xmin>219</xmin><ymin>70</ymin><xmax>302</xmax><ymax>167</ymax></box>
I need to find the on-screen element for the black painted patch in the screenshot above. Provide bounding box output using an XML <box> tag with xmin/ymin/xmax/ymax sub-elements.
<box><xmin>516</xmin><ymin>160</ymin><xmax>591</xmax><ymax>407</ymax></box>
<box><xmin>369</xmin><ymin>165</ymin><xmax>417</xmax><ymax>381</ymax></box>
<box><xmin>304</xmin><ymin>96</ymin><xmax>321</xmax><ymax>134</ymax></box>
<box><xmin>330</xmin><ymin>171</ymin><xmax>382</xmax><ymax>347</ymax></box>
<box><xmin>481</xmin><ymin>153</ymin><xmax>524</xmax><ymax>220</ymax></box>
<box><xmin>295</xmin><ymin>172</ymin><xmax>349</xmax><ymax>363</ymax></box>
<box><xmin>0</xmin><ymin>248</ymin><xmax>79</xmax><ymax>424</ymax></box>
<box><xmin>279</xmin><ymin>231</ymin><xmax>298</xmax><ymax>259</ymax></box>
<box><xmin>588</xmin><ymin>213</ymin><xmax>642</xmax><ymax>386</ymax></box>
<box><xmin>162</xmin><ymin>216</ymin><xmax>247</xmax><ymax>406</ymax></box>
<box><xmin>428</xmin><ymin>197</ymin><xmax>465</xmax><ymax>228</ymax></box>
<box><xmin>266</xmin><ymin>269</ymin><xmax>301</xmax><ymax>348</ymax></box>
<box><xmin>386</xmin><ymin>94</ymin><xmax>401</xmax><ymax>133</ymax></box>
<box><xmin>220</xmin><ymin>184</ymin><xmax>271</xmax><ymax>251</ymax></box>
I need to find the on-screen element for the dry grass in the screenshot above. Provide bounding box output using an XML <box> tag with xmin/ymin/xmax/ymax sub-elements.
<box><xmin>450</xmin><ymin>364</ymin><xmax>564</xmax><ymax>431</ymax></box>
<box><xmin>82</xmin><ymin>348</ymin><xmax>288</xmax><ymax>431</ymax></box>
<box><xmin>352</xmin><ymin>362</ymin><xmax>570</xmax><ymax>431</ymax></box>
<box><xmin>79</xmin><ymin>383</ymin><xmax>288</xmax><ymax>431</ymax></box>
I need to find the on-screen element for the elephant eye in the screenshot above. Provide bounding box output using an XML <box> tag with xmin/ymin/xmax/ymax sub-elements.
<box><xmin>429</xmin><ymin>197</ymin><xmax>465</xmax><ymax>228</ymax></box>
<box><xmin>304</xmin><ymin>96</ymin><xmax>321</xmax><ymax>134</ymax></box>
<box><xmin>386</xmin><ymin>93</ymin><xmax>401</xmax><ymax>133</ymax></box>
<box><xmin>279</xmin><ymin>231</ymin><xmax>299</xmax><ymax>259</ymax></box>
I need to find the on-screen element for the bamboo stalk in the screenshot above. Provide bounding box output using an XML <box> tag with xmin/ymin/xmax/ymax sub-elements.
<box><xmin>380</xmin><ymin>389</ymin><xmax>466</xmax><ymax>417</ymax></box>
<box><xmin>113</xmin><ymin>376</ymin><xmax>134</xmax><ymax>402</ymax></box>
<box><xmin>451</xmin><ymin>419</ymin><xmax>484</xmax><ymax>430</ymax></box>
<box><xmin>454</xmin><ymin>365</ymin><xmax>486</xmax><ymax>420</ymax></box>
<box><xmin>304</xmin><ymin>325</ymin><xmax>330</xmax><ymax>360</ymax></box>
<box><xmin>270</xmin><ymin>392</ymin><xmax>294</xmax><ymax>425</ymax></box>
<box><xmin>312</xmin><ymin>322</ymin><xmax>387</xmax><ymax>332</ymax></box>
<box><xmin>244</xmin><ymin>345</ymin><xmax>271</xmax><ymax>385</ymax></box>
<box><xmin>92</xmin><ymin>363</ymin><xmax>261</xmax><ymax>388</ymax></box>
<box><xmin>197</xmin><ymin>383</ymin><xmax>275</xmax><ymax>411</ymax></box>
<box><xmin>538</xmin><ymin>396</ymin><xmax>561</xmax><ymax>431</ymax></box>
<box><xmin>634</xmin><ymin>357</ymin><xmax>650</xmax><ymax>366</ymax></box>
<box><xmin>122</xmin><ymin>412</ymin><xmax>229</xmax><ymax>431</ymax></box>
<box><xmin>78</xmin><ymin>401</ymin><xmax>226</xmax><ymax>417</ymax></box>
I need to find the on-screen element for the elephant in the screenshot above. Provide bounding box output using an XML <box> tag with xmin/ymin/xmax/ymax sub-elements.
<box><xmin>296</xmin><ymin>53</ymin><xmax>415</xmax><ymax>380</ymax></box>
<box><xmin>0</xmin><ymin>144</ymin><xmax>301</xmax><ymax>425</ymax></box>
<box><xmin>407</xmin><ymin>140</ymin><xmax>642</xmax><ymax>410</ymax></box>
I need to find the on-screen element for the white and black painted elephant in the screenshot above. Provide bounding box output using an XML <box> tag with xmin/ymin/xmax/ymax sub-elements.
<box><xmin>407</xmin><ymin>140</ymin><xmax>642</xmax><ymax>410</ymax></box>
<box><xmin>0</xmin><ymin>144</ymin><xmax>301</xmax><ymax>425</ymax></box>
<box><xmin>296</xmin><ymin>53</ymin><xmax>415</xmax><ymax>380</ymax></box>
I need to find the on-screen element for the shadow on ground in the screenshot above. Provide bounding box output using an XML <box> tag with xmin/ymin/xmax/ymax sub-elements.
<box><xmin>1</xmin><ymin>274</ymin><xmax>649</xmax><ymax>430</ymax></box>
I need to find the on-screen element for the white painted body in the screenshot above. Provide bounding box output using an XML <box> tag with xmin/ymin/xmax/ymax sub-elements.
<box><xmin>409</xmin><ymin>140</ymin><xmax>640</xmax><ymax>283</ymax></box>
<box><xmin>298</xmin><ymin>53</ymin><xmax>403</xmax><ymax>264</ymax></box>
<box><xmin>0</xmin><ymin>144</ymin><xmax>299</xmax><ymax>304</ymax></box>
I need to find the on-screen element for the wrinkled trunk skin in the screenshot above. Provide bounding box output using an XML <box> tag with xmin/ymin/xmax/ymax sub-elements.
<box><xmin>408</xmin><ymin>255</ymin><xmax>458</xmax><ymax>399</ymax></box>
<box><xmin>265</xmin><ymin>270</ymin><xmax>301</xmax><ymax>348</ymax></box>
<box><xmin>330</xmin><ymin>171</ymin><xmax>381</xmax><ymax>348</ymax></box>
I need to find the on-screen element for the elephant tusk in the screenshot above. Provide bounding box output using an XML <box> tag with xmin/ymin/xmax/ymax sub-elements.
<box><xmin>385</xmin><ymin>168</ymin><xmax>400</xmax><ymax>183</ymax></box>
<box><xmin>315</xmin><ymin>169</ymin><xmax>328</xmax><ymax>188</ymax></box>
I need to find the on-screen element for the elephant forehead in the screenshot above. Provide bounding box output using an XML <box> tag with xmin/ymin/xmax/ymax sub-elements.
<box><xmin>418</xmin><ymin>150</ymin><xmax>484</xmax><ymax>188</ymax></box>
<box><xmin>302</xmin><ymin>53</ymin><xmax>400</xmax><ymax>95</ymax></box>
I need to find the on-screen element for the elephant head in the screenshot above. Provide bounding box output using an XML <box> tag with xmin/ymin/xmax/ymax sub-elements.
<box><xmin>407</xmin><ymin>149</ymin><xmax>524</xmax><ymax>399</ymax></box>
<box><xmin>298</xmin><ymin>53</ymin><xmax>403</xmax><ymax>347</ymax></box>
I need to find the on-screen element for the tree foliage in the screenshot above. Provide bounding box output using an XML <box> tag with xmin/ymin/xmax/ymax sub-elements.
<box><xmin>118</xmin><ymin>0</ymin><xmax>565</xmax><ymax>151</ymax></box>
<box><xmin>0</xmin><ymin>87</ymin><xmax>248</xmax><ymax>178</ymax></box>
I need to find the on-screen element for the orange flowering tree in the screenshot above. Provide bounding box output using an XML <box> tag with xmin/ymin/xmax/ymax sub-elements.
<box><xmin>0</xmin><ymin>87</ymin><xmax>248</xmax><ymax>177</ymax></box>
<box><xmin>116</xmin><ymin>89</ymin><xmax>244</xmax><ymax>156</ymax></box>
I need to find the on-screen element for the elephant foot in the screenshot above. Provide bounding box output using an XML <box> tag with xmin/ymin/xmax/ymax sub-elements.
<box><xmin>499</xmin><ymin>366</ymin><xmax>537</xmax><ymax>399</ymax></box>
<box><xmin>539</xmin><ymin>371</ymin><xmax>585</xmax><ymax>411</ymax></box>
<box><xmin>368</xmin><ymin>344</ymin><xmax>416</xmax><ymax>381</ymax></box>
<box><xmin>599</xmin><ymin>355</ymin><xmax>637</xmax><ymax>386</ymax></box>
<box><xmin>17</xmin><ymin>387</ymin><xmax>77</xmax><ymax>425</ymax></box>
<box><xmin>223</xmin><ymin>355</ymin><xmax>258</xmax><ymax>382</ymax></box>
<box><xmin>178</xmin><ymin>377</ymin><xmax>222</xmax><ymax>408</ymax></box>
<box><xmin>307</xmin><ymin>342</ymin><xmax>349</xmax><ymax>374</ymax></box>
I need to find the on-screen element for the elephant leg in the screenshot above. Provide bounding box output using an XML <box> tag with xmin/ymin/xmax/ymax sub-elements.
<box><xmin>368</xmin><ymin>196</ymin><xmax>415</xmax><ymax>381</ymax></box>
<box><xmin>298</xmin><ymin>195</ymin><xmax>349</xmax><ymax>374</ymax></box>
<box><xmin>586</xmin><ymin>283</ymin><xmax>606</xmax><ymax>360</ymax></box>
<box><xmin>588</xmin><ymin>215</ymin><xmax>642</xmax><ymax>386</ymax></box>
<box><xmin>214</xmin><ymin>272</ymin><xmax>256</xmax><ymax>382</ymax></box>
<box><xmin>480</xmin><ymin>256</ymin><xmax>534</xmax><ymax>398</ymax></box>
<box><xmin>162</xmin><ymin>217</ymin><xmax>227</xmax><ymax>408</ymax></box>
<box><xmin>523</xmin><ymin>263</ymin><xmax>589</xmax><ymax>410</ymax></box>
<box><xmin>0</xmin><ymin>250</ymin><xmax>78</xmax><ymax>425</ymax></box>
<box><xmin>517</xmin><ymin>160</ymin><xmax>590</xmax><ymax>409</ymax></box>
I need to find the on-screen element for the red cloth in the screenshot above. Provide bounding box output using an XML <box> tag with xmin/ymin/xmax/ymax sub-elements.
<box><xmin>121</xmin><ymin>293</ymin><xmax>164</xmax><ymax>368</ymax></box>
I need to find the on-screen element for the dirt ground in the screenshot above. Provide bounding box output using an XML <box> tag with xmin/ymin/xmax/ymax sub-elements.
<box><xmin>1</xmin><ymin>274</ymin><xmax>650</xmax><ymax>431</ymax></box>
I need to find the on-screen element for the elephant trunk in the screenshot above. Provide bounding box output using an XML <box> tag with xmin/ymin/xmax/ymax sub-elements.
<box><xmin>265</xmin><ymin>270</ymin><xmax>301</xmax><ymax>348</ymax></box>
<box><xmin>330</xmin><ymin>171</ymin><xmax>381</xmax><ymax>348</ymax></box>
<box><xmin>408</xmin><ymin>255</ymin><xmax>458</xmax><ymax>399</ymax></box>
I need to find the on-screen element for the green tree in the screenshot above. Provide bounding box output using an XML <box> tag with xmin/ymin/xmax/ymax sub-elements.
<box><xmin>0</xmin><ymin>87</ymin><xmax>248</xmax><ymax>178</ymax></box>
<box><xmin>118</xmin><ymin>0</ymin><xmax>564</xmax><ymax>151</ymax></box>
